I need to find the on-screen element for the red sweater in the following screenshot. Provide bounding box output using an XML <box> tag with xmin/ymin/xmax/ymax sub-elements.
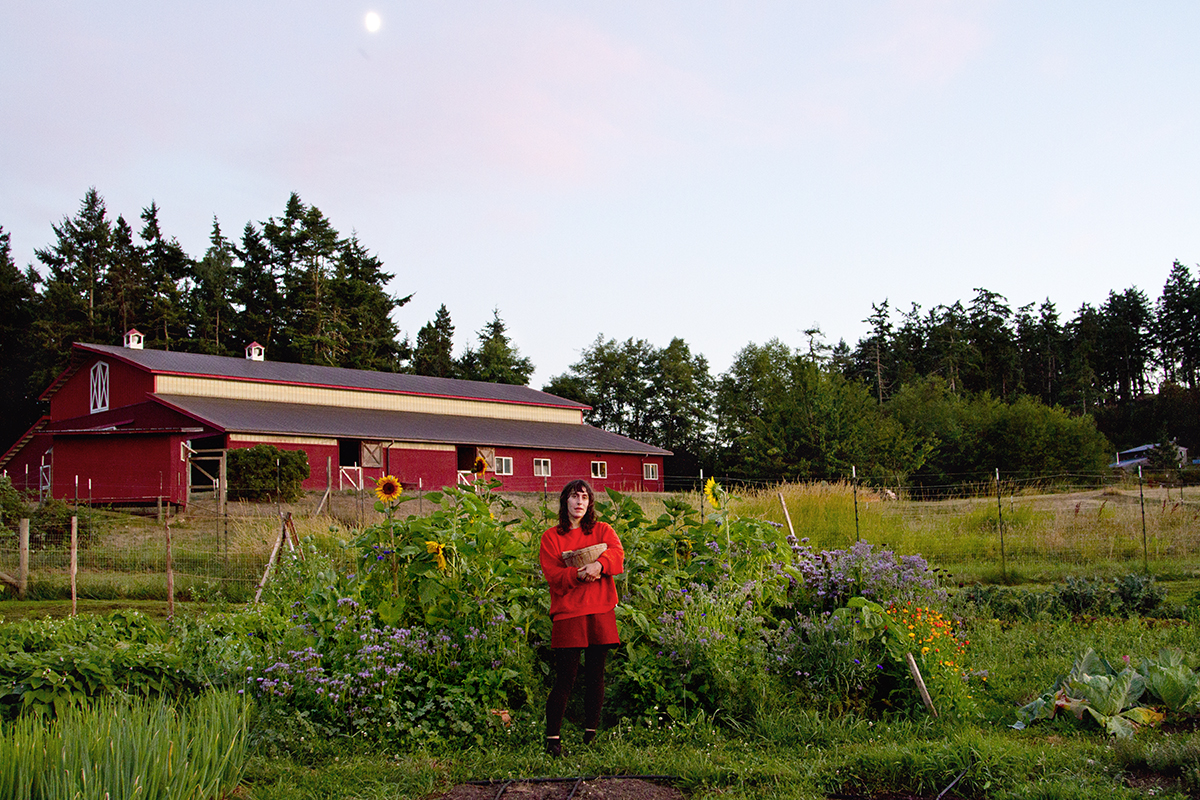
<box><xmin>540</xmin><ymin>521</ymin><xmax>624</xmax><ymax>621</ymax></box>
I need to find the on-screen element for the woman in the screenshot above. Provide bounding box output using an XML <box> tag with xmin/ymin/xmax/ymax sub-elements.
<box><xmin>539</xmin><ymin>479</ymin><xmax>624</xmax><ymax>757</ymax></box>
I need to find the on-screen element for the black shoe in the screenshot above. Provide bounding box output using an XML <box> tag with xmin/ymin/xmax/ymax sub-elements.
<box><xmin>582</xmin><ymin>728</ymin><xmax>597</xmax><ymax>745</ymax></box>
<box><xmin>545</xmin><ymin>736</ymin><xmax>562</xmax><ymax>757</ymax></box>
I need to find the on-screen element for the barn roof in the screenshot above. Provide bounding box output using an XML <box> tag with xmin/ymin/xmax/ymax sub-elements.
<box><xmin>154</xmin><ymin>395</ymin><xmax>671</xmax><ymax>456</ymax></box>
<box><xmin>44</xmin><ymin>343</ymin><xmax>591</xmax><ymax>411</ymax></box>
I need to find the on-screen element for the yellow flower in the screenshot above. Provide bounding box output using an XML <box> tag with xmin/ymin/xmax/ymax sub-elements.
<box><xmin>703</xmin><ymin>477</ymin><xmax>719</xmax><ymax>509</ymax></box>
<box><xmin>472</xmin><ymin>456</ymin><xmax>488</xmax><ymax>475</ymax></box>
<box><xmin>375</xmin><ymin>475</ymin><xmax>402</xmax><ymax>503</ymax></box>
<box><xmin>426</xmin><ymin>541</ymin><xmax>447</xmax><ymax>570</ymax></box>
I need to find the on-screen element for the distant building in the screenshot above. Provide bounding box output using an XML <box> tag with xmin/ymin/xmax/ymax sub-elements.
<box><xmin>1</xmin><ymin>332</ymin><xmax>669</xmax><ymax>507</ymax></box>
<box><xmin>1109</xmin><ymin>442</ymin><xmax>1188</xmax><ymax>470</ymax></box>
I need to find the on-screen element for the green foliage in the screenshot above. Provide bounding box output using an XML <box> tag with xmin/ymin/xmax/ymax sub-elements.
<box><xmin>0</xmin><ymin>607</ymin><xmax>284</xmax><ymax>720</ymax></box>
<box><xmin>889</xmin><ymin>376</ymin><xmax>1113</xmax><ymax>490</ymax></box>
<box><xmin>1011</xmin><ymin>648</ymin><xmax>1200</xmax><ymax>737</ymax></box>
<box><xmin>227</xmin><ymin>444</ymin><xmax>310</xmax><ymax>502</ymax></box>
<box><xmin>0</xmin><ymin>691</ymin><xmax>249</xmax><ymax>800</ymax></box>
<box><xmin>1112</xmin><ymin>573</ymin><xmax>1166</xmax><ymax>617</ymax></box>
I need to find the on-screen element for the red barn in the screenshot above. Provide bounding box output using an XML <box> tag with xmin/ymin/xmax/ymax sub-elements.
<box><xmin>1</xmin><ymin>333</ymin><xmax>669</xmax><ymax>507</ymax></box>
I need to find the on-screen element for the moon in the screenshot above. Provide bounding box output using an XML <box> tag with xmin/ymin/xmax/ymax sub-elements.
<box><xmin>364</xmin><ymin>11</ymin><xmax>381</xmax><ymax>32</ymax></box>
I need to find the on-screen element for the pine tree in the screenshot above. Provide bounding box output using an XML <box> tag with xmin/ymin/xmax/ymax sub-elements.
<box><xmin>0</xmin><ymin>228</ymin><xmax>42</xmax><ymax>450</ymax></box>
<box><xmin>456</xmin><ymin>309</ymin><xmax>535</xmax><ymax>385</ymax></box>
<box><xmin>188</xmin><ymin>217</ymin><xmax>236</xmax><ymax>355</ymax></box>
<box><xmin>412</xmin><ymin>304</ymin><xmax>457</xmax><ymax>378</ymax></box>
<box><xmin>331</xmin><ymin>234</ymin><xmax>411</xmax><ymax>371</ymax></box>
<box><xmin>139</xmin><ymin>201</ymin><xmax>191</xmax><ymax>350</ymax></box>
<box><xmin>231</xmin><ymin>222</ymin><xmax>280</xmax><ymax>354</ymax></box>
<box><xmin>1156</xmin><ymin>260</ymin><xmax>1199</xmax><ymax>388</ymax></box>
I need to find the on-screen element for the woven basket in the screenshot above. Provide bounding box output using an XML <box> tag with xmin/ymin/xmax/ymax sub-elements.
<box><xmin>561</xmin><ymin>542</ymin><xmax>607</xmax><ymax>568</ymax></box>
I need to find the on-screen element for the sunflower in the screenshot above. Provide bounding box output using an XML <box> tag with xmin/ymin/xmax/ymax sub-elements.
<box><xmin>375</xmin><ymin>474</ymin><xmax>402</xmax><ymax>503</ymax></box>
<box><xmin>703</xmin><ymin>477</ymin><xmax>719</xmax><ymax>509</ymax></box>
<box><xmin>472</xmin><ymin>455</ymin><xmax>488</xmax><ymax>475</ymax></box>
<box><xmin>426</xmin><ymin>540</ymin><xmax>447</xmax><ymax>570</ymax></box>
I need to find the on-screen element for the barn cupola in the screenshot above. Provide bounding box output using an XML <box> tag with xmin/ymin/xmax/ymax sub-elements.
<box><xmin>124</xmin><ymin>328</ymin><xmax>144</xmax><ymax>350</ymax></box>
<box><xmin>245</xmin><ymin>342</ymin><xmax>265</xmax><ymax>362</ymax></box>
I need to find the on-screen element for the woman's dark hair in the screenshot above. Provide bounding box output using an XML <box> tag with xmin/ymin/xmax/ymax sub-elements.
<box><xmin>557</xmin><ymin>479</ymin><xmax>597</xmax><ymax>534</ymax></box>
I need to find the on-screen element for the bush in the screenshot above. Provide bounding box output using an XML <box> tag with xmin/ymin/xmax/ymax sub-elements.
<box><xmin>1112</xmin><ymin>573</ymin><xmax>1165</xmax><ymax>617</ymax></box>
<box><xmin>227</xmin><ymin>444</ymin><xmax>309</xmax><ymax>502</ymax></box>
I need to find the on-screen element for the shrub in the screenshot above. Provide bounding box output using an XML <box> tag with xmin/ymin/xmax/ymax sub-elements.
<box><xmin>1056</xmin><ymin>576</ymin><xmax>1111</xmax><ymax>616</ymax></box>
<box><xmin>1112</xmin><ymin>573</ymin><xmax>1165</xmax><ymax>617</ymax></box>
<box><xmin>227</xmin><ymin>444</ymin><xmax>309</xmax><ymax>502</ymax></box>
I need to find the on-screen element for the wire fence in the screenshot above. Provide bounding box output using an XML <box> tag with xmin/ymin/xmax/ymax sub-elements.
<box><xmin>1</xmin><ymin>468</ymin><xmax>1197</xmax><ymax>604</ymax></box>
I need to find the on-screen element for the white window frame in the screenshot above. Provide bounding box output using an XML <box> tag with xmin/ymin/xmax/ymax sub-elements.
<box><xmin>591</xmin><ymin>461</ymin><xmax>607</xmax><ymax>479</ymax></box>
<box><xmin>533</xmin><ymin>458</ymin><xmax>551</xmax><ymax>477</ymax></box>
<box><xmin>90</xmin><ymin>361</ymin><xmax>109</xmax><ymax>414</ymax></box>
<box><xmin>643</xmin><ymin>463</ymin><xmax>659</xmax><ymax>481</ymax></box>
<box><xmin>494</xmin><ymin>456</ymin><xmax>513</xmax><ymax>476</ymax></box>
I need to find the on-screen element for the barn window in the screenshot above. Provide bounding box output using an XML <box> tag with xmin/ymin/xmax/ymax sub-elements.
<box><xmin>643</xmin><ymin>463</ymin><xmax>659</xmax><ymax>481</ymax></box>
<box><xmin>494</xmin><ymin>456</ymin><xmax>513</xmax><ymax>475</ymax></box>
<box><xmin>89</xmin><ymin>361</ymin><xmax>109</xmax><ymax>413</ymax></box>
<box><xmin>590</xmin><ymin>461</ymin><xmax>607</xmax><ymax>479</ymax></box>
<box><xmin>533</xmin><ymin>458</ymin><xmax>551</xmax><ymax>477</ymax></box>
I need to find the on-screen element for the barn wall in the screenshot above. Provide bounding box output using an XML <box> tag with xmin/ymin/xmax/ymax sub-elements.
<box><xmin>1</xmin><ymin>432</ymin><xmax>54</xmax><ymax>496</ymax></box>
<box><xmin>227</xmin><ymin>437</ymin><xmax>339</xmax><ymax>491</ymax></box>
<box><xmin>52</xmin><ymin>434</ymin><xmax>187</xmax><ymax>505</ymax></box>
<box><xmin>385</xmin><ymin>446</ymin><xmax>459</xmax><ymax>492</ymax></box>
<box><xmin>50</xmin><ymin>355</ymin><xmax>154</xmax><ymax>419</ymax></box>
<box><xmin>485</xmin><ymin>448</ymin><xmax>665</xmax><ymax>493</ymax></box>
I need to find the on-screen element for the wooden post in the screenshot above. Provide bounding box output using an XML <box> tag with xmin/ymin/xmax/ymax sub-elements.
<box><xmin>165</xmin><ymin>520</ymin><xmax>174</xmax><ymax>618</ymax></box>
<box><xmin>70</xmin><ymin>516</ymin><xmax>78</xmax><ymax>616</ymax></box>
<box><xmin>254</xmin><ymin>521</ymin><xmax>287</xmax><ymax>603</ymax></box>
<box><xmin>18</xmin><ymin>519</ymin><xmax>28</xmax><ymax>600</ymax></box>
<box><xmin>778</xmin><ymin>492</ymin><xmax>796</xmax><ymax>540</ymax></box>
<box><xmin>905</xmin><ymin>652</ymin><xmax>938</xmax><ymax>717</ymax></box>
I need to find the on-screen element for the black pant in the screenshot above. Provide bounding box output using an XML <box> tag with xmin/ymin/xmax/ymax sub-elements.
<box><xmin>545</xmin><ymin>645</ymin><xmax>609</xmax><ymax>737</ymax></box>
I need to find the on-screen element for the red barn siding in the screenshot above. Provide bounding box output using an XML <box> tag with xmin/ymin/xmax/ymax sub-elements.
<box><xmin>53</xmin><ymin>434</ymin><xmax>187</xmax><ymax>505</ymax></box>
<box><xmin>484</xmin><ymin>448</ymin><xmax>664</xmax><ymax>493</ymax></box>
<box><xmin>228</xmin><ymin>438</ymin><xmax>339</xmax><ymax>491</ymax></box>
<box><xmin>49</xmin><ymin>355</ymin><xmax>154</xmax><ymax>419</ymax></box>
<box><xmin>386</xmin><ymin>447</ymin><xmax>459</xmax><ymax>492</ymax></box>
<box><xmin>1</xmin><ymin>431</ymin><xmax>54</xmax><ymax>497</ymax></box>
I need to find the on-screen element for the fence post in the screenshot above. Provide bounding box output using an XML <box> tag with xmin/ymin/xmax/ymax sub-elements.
<box><xmin>165</xmin><ymin>519</ymin><xmax>174</xmax><ymax>618</ymax></box>
<box><xmin>995</xmin><ymin>468</ymin><xmax>1006</xmax><ymax>581</ymax></box>
<box><xmin>70</xmin><ymin>515</ymin><xmax>78</xmax><ymax>616</ymax></box>
<box><xmin>1139</xmin><ymin>465</ymin><xmax>1148</xmax><ymax>574</ymax></box>
<box><xmin>18</xmin><ymin>519</ymin><xmax>28</xmax><ymax>600</ymax></box>
<box><xmin>699</xmin><ymin>469</ymin><xmax>705</xmax><ymax>525</ymax></box>
<box><xmin>852</xmin><ymin>465</ymin><xmax>861</xmax><ymax>543</ymax></box>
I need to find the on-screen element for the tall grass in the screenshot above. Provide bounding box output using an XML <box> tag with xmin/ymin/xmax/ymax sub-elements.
<box><xmin>0</xmin><ymin>691</ymin><xmax>249</xmax><ymax>800</ymax></box>
<box><xmin>722</xmin><ymin>481</ymin><xmax>1200</xmax><ymax>582</ymax></box>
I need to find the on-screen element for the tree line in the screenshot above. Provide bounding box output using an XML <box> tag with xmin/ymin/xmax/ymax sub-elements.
<box><xmin>0</xmin><ymin>189</ymin><xmax>534</xmax><ymax>451</ymax></box>
<box><xmin>3</xmin><ymin>189</ymin><xmax>1196</xmax><ymax>489</ymax></box>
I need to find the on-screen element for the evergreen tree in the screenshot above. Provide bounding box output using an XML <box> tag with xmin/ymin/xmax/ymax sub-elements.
<box><xmin>1156</xmin><ymin>260</ymin><xmax>1199</xmax><ymax>388</ymax></box>
<box><xmin>1098</xmin><ymin>287</ymin><xmax>1153</xmax><ymax>402</ymax></box>
<box><xmin>331</xmin><ymin>234</ymin><xmax>411</xmax><ymax>372</ymax></box>
<box><xmin>33</xmin><ymin>188</ymin><xmax>113</xmax><ymax>384</ymax></box>
<box><xmin>965</xmin><ymin>287</ymin><xmax>1018</xmax><ymax>398</ymax></box>
<box><xmin>188</xmin><ymin>217</ymin><xmax>236</xmax><ymax>355</ymax></box>
<box><xmin>102</xmin><ymin>215</ymin><xmax>152</xmax><ymax>340</ymax></box>
<box><xmin>456</xmin><ymin>309</ymin><xmax>535</xmax><ymax>385</ymax></box>
<box><xmin>231</xmin><ymin>221</ymin><xmax>281</xmax><ymax>354</ymax></box>
<box><xmin>0</xmin><ymin>228</ymin><xmax>42</xmax><ymax>449</ymax></box>
<box><xmin>412</xmin><ymin>304</ymin><xmax>457</xmax><ymax>378</ymax></box>
<box><xmin>139</xmin><ymin>202</ymin><xmax>191</xmax><ymax>350</ymax></box>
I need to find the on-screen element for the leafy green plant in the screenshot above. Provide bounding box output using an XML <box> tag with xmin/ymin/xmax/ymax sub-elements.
<box><xmin>0</xmin><ymin>691</ymin><xmax>249</xmax><ymax>800</ymax></box>
<box><xmin>1112</xmin><ymin>573</ymin><xmax>1166</xmax><ymax>617</ymax></box>
<box><xmin>227</xmin><ymin>444</ymin><xmax>309</xmax><ymax>501</ymax></box>
<box><xmin>1014</xmin><ymin>649</ymin><xmax>1168</xmax><ymax>737</ymax></box>
<box><xmin>1056</xmin><ymin>576</ymin><xmax>1111</xmax><ymax>616</ymax></box>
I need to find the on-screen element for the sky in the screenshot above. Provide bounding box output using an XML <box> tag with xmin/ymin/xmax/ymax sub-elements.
<box><xmin>4</xmin><ymin>2</ymin><xmax>1200</xmax><ymax>388</ymax></box>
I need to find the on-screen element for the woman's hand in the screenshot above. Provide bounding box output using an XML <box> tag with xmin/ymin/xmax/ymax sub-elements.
<box><xmin>577</xmin><ymin>562</ymin><xmax>602</xmax><ymax>582</ymax></box>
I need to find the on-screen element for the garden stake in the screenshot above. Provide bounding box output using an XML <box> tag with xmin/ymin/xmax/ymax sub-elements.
<box><xmin>70</xmin><ymin>514</ymin><xmax>78</xmax><ymax>616</ymax></box>
<box><xmin>778</xmin><ymin>492</ymin><xmax>796</xmax><ymax>540</ymax></box>
<box><xmin>166</xmin><ymin>519</ymin><xmax>174</xmax><ymax>618</ymax></box>
<box><xmin>995</xmin><ymin>468</ymin><xmax>1006</xmax><ymax>581</ymax></box>
<box><xmin>852</xmin><ymin>465</ymin><xmax>860</xmax><ymax>542</ymax></box>
<box><xmin>1139</xmin><ymin>465</ymin><xmax>1148</xmax><ymax>573</ymax></box>
<box><xmin>905</xmin><ymin>651</ymin><xmax>938</xmax><ymax>717</ymax></box>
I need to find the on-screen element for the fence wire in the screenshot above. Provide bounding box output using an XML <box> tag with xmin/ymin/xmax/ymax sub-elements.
<box><xmin>1</xmin><ymin>470</ymin><xmax>1196</xmax><ymax>603</ymax></box>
